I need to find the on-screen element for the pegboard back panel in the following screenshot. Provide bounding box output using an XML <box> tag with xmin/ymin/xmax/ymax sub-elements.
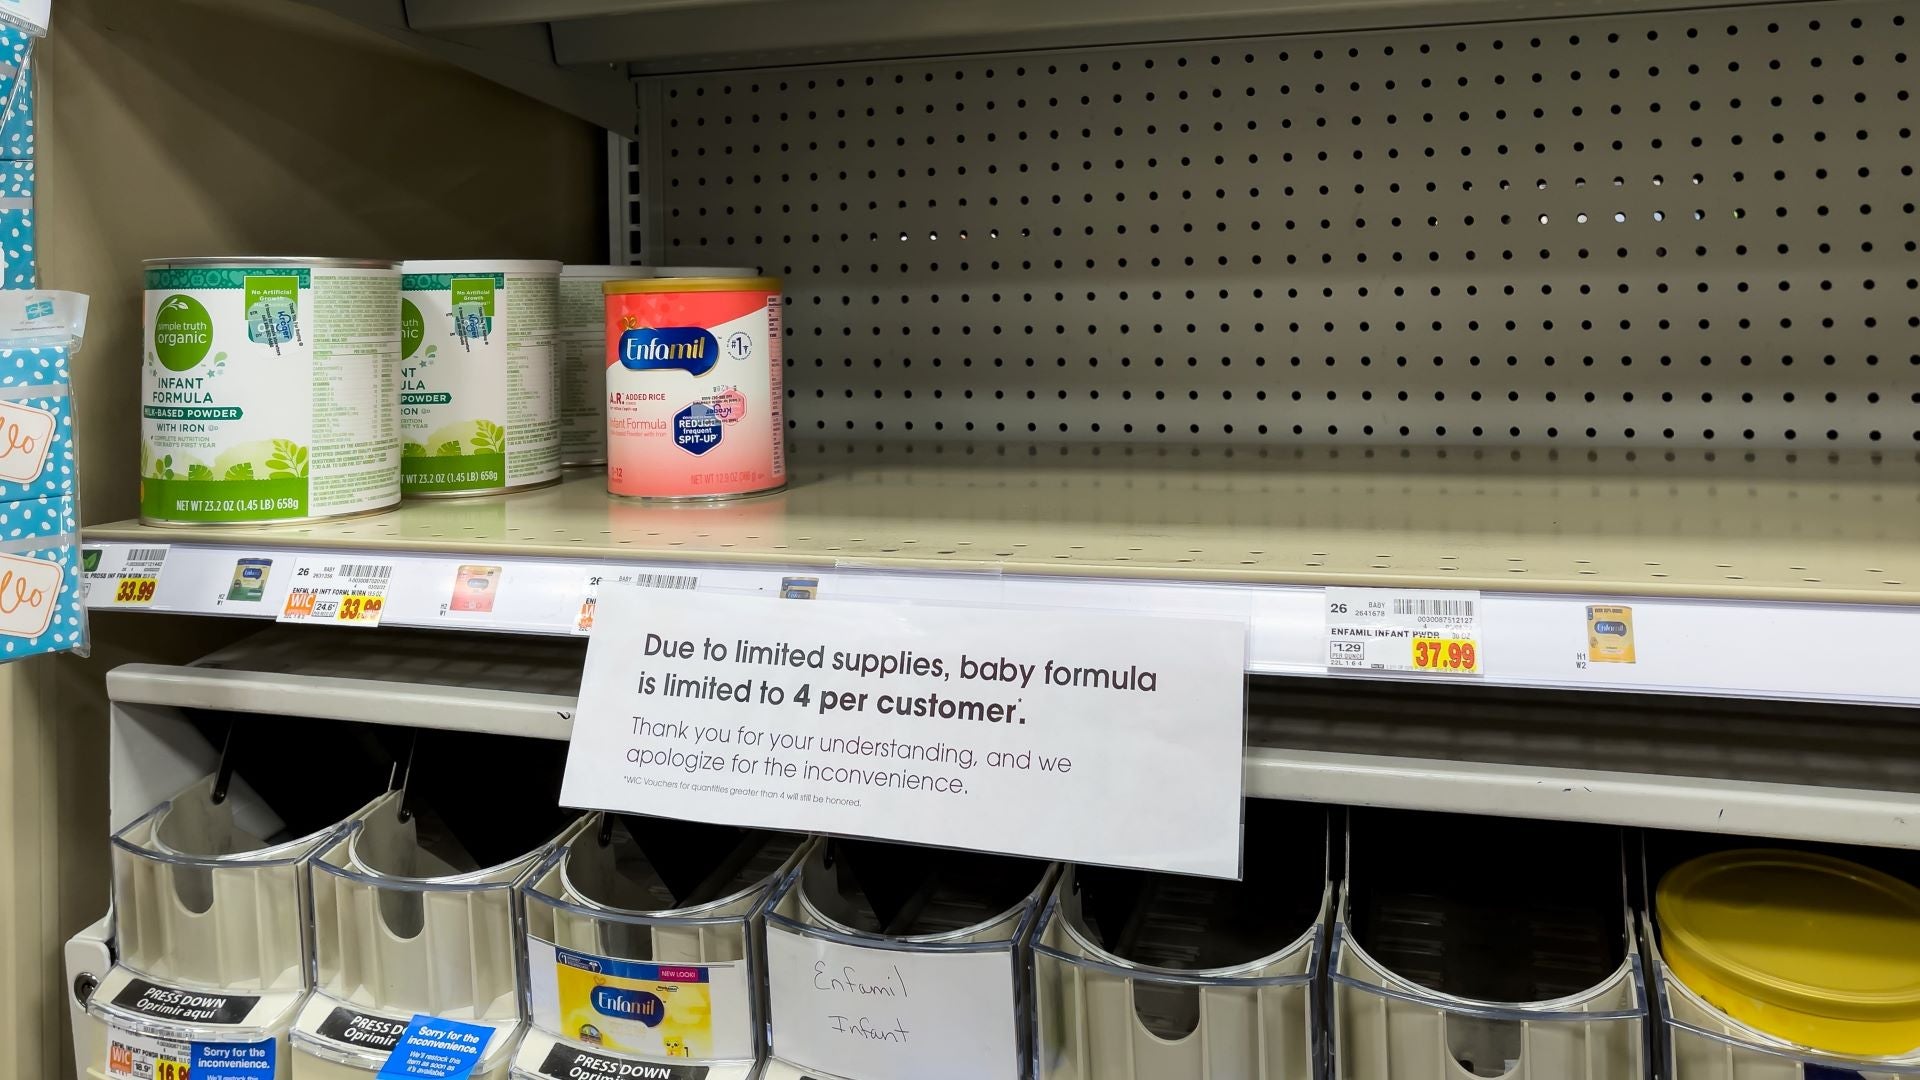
<box><xmin>652</xmin><ymin>0</ymin><xmax>1916</xmax><ymax>448</ymax></box>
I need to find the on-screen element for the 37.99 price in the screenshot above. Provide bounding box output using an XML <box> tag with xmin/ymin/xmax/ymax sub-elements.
<box><xmin>1411</xmin><ymin>636</ymin><xmax>1479</xmax><ymax>673</ymax></box>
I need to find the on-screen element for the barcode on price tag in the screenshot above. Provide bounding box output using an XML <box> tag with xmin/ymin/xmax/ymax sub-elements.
<box><xmin>278</xmin><ymin>558</ymin><xmax>394</xmax><ymax>627</ymax></box>
<box><xmin>85</xmin><ymin>545</ymin><xmax>169</xmax><ymax>607</ymax></box>
<box><xmin>105</xmin><ymin>1023</ymin><xmax>190</xmax><ymax>1080</ymax></box>
<box><xmin>1325</xmin><ymin>587</ymin><xmax>1483</xmax><ymax>675</ymax></box>
<box><xmin>574</xmin><ymin>568</ymin><xmax>699</xmax><ymax>634</ymax></box>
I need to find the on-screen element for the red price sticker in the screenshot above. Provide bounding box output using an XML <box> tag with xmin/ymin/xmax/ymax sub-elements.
<box><xmin>337</xmin><ymin>594</ymin><xmax>384</xmax><ymax>624</ymax></box>
<box><xmin>112</xmin><ymin>577</ymin><xmax>158</xmax><ymax>605</ymax></box>
<box><xmin>1411</xmin><ymin>636</ymin><xmax>1480</xmax><ymax>673</ymax></box>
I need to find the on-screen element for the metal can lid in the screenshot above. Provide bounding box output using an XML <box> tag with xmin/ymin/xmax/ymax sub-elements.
<box><xmin>603</xmin><ymin>276</ymin><xmax>782</xmax><ymax>294</ymax></box>
<box><xmin>651</xmin><ymin>266</ymin><xmax>760</xmax><ymax>278</ymax></box>
<box><xmin>144</xmin><ymin>257</ymin><xmax>400</xmax><ymax>270</ymax></box>
<box><xmin>562</xmin><ymin>264</ymin><xmax>653</xmax><ymax>279</ymax></box>
<box><xmin>400</xmin><ymin>259</ymin><xmax>563</xmax><ymax>275</ymax></box>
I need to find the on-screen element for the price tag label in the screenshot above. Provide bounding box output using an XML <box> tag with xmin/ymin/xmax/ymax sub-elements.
<box><xmin>278</xmin><ymin>559</ymin><xmax>395</xmax><ymax>627</ymax></box>
<box><xmin>573</xmin><ymin>567</ymin><xmax>700</xmax><ymax>635</ymax></box>
<box><xmin>85</xmin><ymin>545</ymin><xmax>169</xmax><ymax>607</ymax></box>
<box><xmin>1325</xmin><ymin>587</ymin><xmax>1483</xmax><ymax>676</ymax></box>
<box><xmin>105</xmin><ymin>1024</ymin><xmax>189</xmax><ymax>1080</ymax></box>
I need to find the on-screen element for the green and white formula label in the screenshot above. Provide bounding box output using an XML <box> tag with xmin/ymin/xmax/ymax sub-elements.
<box><xmin>141</xmin><ymin>260</ymin><xmax>402</xmax><ymax>524</ymax></box>
<box><xmin>400</xmin><ymin>260</ymin><xmax>561</xmax><ymax>496</ymax></box>
<box><xmin>557</xmin><ymin>265</ymin><xmax>633</xmax><ymax>466</ymax></box>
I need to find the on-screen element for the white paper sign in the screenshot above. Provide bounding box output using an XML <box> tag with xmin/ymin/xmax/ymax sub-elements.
<box><xmin>765</xmin><ymin>923</ymin><xmax>1018</xmax><ymax>1080</ymax></box>
<box><xmin>562</xmin><ymin>589</ymin><xmax>1247</xmax><ymax>877</ymax></box>
<box><xmin>1325</xmin><ymin>586</ymin><xmax>1483</xmax><ymax>675</ymax></box>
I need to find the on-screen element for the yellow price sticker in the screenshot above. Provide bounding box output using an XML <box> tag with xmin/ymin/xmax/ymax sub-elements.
<box><xmin>336</xmin><ymin>594</ymin><xmax>385</xmax><ymax>624</ymax></box>
<box><xmin>1411</xmin><ymin>636</ymin><xmax>1481</xmax><ymax>674</ymax></box>
<box><xmin>155</xmin><ymin>1058</ymin><xmax>190</xmax><ymax>1080</ymax></box>
<box><xmin>112</xmin><ymin>577</ymin><xmax>158</xmax><ymax>605</ymax></box>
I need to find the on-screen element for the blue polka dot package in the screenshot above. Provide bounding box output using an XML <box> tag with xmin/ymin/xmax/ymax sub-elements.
<box><xmin>0</xmin><ymin>290</ymin><xmax>87</xmax><ymax>660</ymax></box>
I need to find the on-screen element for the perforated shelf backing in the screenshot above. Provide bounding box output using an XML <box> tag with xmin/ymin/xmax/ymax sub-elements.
<box><xmin>648</xmin><ymin>0</ymin><xmax>1917</xmax><ymax>449</ymax></box>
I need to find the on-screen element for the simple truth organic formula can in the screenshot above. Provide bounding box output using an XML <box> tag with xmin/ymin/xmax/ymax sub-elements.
<box><xmin>557</xmin><ymin>265</ymin><xmax>642</xmax><ymax>467</ymax></box>
<box><xmin>400</xmin><ymin>259</ymin><xmax>561</xmax><ymax>497</ymax></box>
<box><xmin>141</xmin><ymin>257</ymin><xmax>402</xmax><ymax>525</ymax></box>
<box><xmin>602</xmin><ymin>275</ymin><xmax>785</xmax><ymax>500</ymax></box>
<box><xmin>558</xmin><ymin>266</ymin><xmax>760</xmax><ymax>468</ymax></box>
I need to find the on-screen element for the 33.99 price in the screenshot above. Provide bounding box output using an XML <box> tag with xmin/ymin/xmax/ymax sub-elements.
<box><xmin>337</xmin><ymin>594</ymin><xmax>384</xmax><ymax>622</ymax></box>
<box><xmin>114</xmin><ymin>577</ymin><xmax>157</xmax><ymax>604</ymax></box>
<box><xmin>1411</xmin><ymin>636</ymin><xmax>1479</xmax><ymax>673</ymax></box>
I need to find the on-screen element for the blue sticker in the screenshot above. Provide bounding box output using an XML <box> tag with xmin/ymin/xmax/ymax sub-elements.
<box><xmin>190</xmin><ymin>1039</ymin><xmax>275</xmax><ymax>1080</ymax></box>
<box><xmin>673</xmin><ymin>402</ymin><xmax>722</xmax><ymax>456</ymax></box>
<box><xmin>376</xmin><ymin>1015</ymin><xmax>492</xmax><ymax>1080</ymax></box>
<box><xmin>1804</xmin><ymin>1068</ymin><xmax>1865</xmax><ymax>1080</ymax></box>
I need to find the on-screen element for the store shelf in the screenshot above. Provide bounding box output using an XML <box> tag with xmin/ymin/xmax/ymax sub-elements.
<box><xmin>107</xmin><ymin>630</ymin><xmax>1920</xmax><ymax>849</ymax></box>
<box><xmin>108</xmin><ymin>630</ymin><xmax>585</xmax><ymax>740</ymax></box>
<box><xmin>1247</xmin><ymin>680</ymin><xmax>1920</xmax><ymax>849</ymax></box>
<box><xmin>86</xmin><ymin>443</ymin><xmax>1920</xmax><ymax>705</ymax></box>
<box><xmin>312</xmin><ymin>0</ymin><xmax>1800</xmax><ymax>81</ymax></box>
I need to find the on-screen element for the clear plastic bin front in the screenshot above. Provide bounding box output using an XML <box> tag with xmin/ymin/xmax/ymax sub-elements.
<box><xmin>1660</xmin><ymin>949</ymin><xmax>1920</xmax><ymax>1080</ymax></box>
<box><xmin>518</xmin><ymin>814</ymin><xmax>809</xmax><ymax>1071</ymax></box>
<box><xmin>1332</xmin><ymin>810</ymin><xmax>1649</xmax><ymax>1080</ymax></box>
<box><xmin>1033</xmin><ymin>801</ymin><xmax>1330</xmax><ymax>1080</ymax></box>
<box><xmin>310</xmin><ymin>790</ymin><xmax>556</xmax><ymax>1022</ymax></box>
<box><xmin>764</xmin><ymin>839</ymin><xmax>1056</xmax><ymax>1080</ymax></box>
<box><xmin>110</xmin><ymin>776</ymin><xmax>332</xmax><ymax>994</ymax></box>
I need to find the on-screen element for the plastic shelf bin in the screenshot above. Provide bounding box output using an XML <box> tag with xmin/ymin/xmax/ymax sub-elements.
<box><xmin>291</xmin><ymin>788</ymin><xmax>575</xmax><ymax>1080</ymax></box>
<box><xmin>760</xmin><ymin>839</ymin><xmax>1056</xmax><ymax>1080</ymax></box>
<box><xmin>1032</xmin><ymin>802</ymin><xmax>1330</xmax><ymax>1080</ymax></box>
<box><xmin>1332</xmin><ymin>811</ymin><xmax>1649</xmax><ymax>1080</ymax></box>
<box><xmin>514</xmin><ymin>812</ymin><xmax>809</xmax><ymax>1080</ymax></box>
<box><xmin>82</xmin><ymin>772</ymin><xmax>379</xmax><ymax>1080</ymax></box>
<box><xmin>1658</xmin><ymin>929</ymin><xmax>1920</xmax><ymax>1080</ymax></box>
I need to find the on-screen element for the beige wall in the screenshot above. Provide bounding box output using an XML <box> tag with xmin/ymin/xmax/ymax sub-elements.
<box><xmin>0</xmin><ymin>1</ymin><xmax>606</xmax><ymax>1073</ymax></box>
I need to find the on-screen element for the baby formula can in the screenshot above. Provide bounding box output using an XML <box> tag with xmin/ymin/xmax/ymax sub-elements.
<box><xmin>558</xmin><ymin>265</ymin><xmax>646</xmax><ymax>467</ymax></box>
<box><xmin>399</xmin><ymin>259</ymin><xmax>561</xmax><ymax>497</ymax></box>
<box><xmin>140</xmin><ymin>257</ymin><xmax>401</xmax><ymax>525</ymax></box>
<box><xmin>603</xmin><ymin>275</ymin><xmax>784</xmax><ymax>501</ymax></box>
<box><xmin>559</xmin><ymin>267</ymin><xmax>760</xmax><ymax>468</ymax></box>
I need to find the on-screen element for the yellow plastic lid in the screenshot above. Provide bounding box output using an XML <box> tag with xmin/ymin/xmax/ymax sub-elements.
<box><xmin>1658</xmin><ymin>850</ymin><xmax>1920</xmax><ymax>1019</ymax></box>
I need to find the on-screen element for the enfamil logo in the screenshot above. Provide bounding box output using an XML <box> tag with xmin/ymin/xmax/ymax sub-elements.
<box><xmin>617</xmin><ymin>315</ymin><xmax>718</xmax><ymax>377</ymax></box>
<box><xmin>590</xmin><ymin>985</ymin><xmax>666</xmax><ymax>1027</ymax></box>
